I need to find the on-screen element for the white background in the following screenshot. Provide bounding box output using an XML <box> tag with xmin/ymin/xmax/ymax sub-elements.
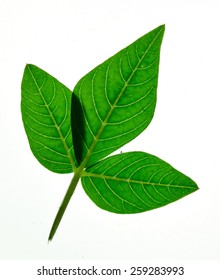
<box><xmin>0</xmin><ymin>0</ymin><xmax>220</xmax><ymax>261</ymax></box>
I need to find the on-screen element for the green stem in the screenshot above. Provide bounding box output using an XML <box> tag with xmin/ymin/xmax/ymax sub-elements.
<box><xmin>48</xmin><ymin>170</ymin><xmax>81</xmax><ymax>241</ymax></box>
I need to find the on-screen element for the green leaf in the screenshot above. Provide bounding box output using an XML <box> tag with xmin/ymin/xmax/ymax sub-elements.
<box><xmin>71</xmin><ymin>25</ymin><xmax>165</xmax><ymax>167</ymax></box>
<box><xmin>82</xmin><ymin>152</ymin><xmax>198</xmax><ymax>213</ymax></box>
<box><xmin>21</xmin><ymin>64</ymin><xmax>76</xmax><ymax>173</ymax></box>
<box><xmin>21</xmin><ymin>25</ymin><xmax>198</xmax><ymax>242</ymax></box>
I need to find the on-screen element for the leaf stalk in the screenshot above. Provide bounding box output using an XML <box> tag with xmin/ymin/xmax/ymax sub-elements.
<box><xmin>48</xmin><ymin>170</ymin><xmax>81</xmax><ymax>241</ymax></box>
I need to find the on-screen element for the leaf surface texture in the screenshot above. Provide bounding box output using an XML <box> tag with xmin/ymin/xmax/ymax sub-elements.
<box><xmin>82</xmin><ymin>152</ymin><xmax>198</xmax><ymax>213</ymax></box>
<box><xmin>21</xmin><ymin>64</ymin><xmax>76</xmax><ymax>173</ymax></box>
<box><xmin>72</xmin><ymin>25</ymin><xmax>165</xmax><ymax>167</ymax></box>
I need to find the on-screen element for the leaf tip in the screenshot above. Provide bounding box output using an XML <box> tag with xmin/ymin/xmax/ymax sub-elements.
<box><xmin>195</xmin><ymin>183</ymin><xmax>199</xmax><ymax>191</ymax></box>
<box><xmin>23</xmin><ymin>64</ymin><xmax>34</xmax><ymax>78</ymax></box>
<box><xmin>150</xmin><ymin>24</ymin><xmax>165</xmax><ymax>41</ymax></box>
<box><xmin>159</xmin><ymin>24</ymin><xmax>165</xmax><ymax>34</ymax></box>
<box><xmin>191</xmin><ymin>180</ymin><xmax>199</xmax><ymax>194</ymax></box>
<box><xmin>25</xmin><ymin>63</ymin><xmax>36</xmax><ymax>71</ymax></box>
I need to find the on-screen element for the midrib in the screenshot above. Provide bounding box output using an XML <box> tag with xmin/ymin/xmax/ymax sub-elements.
<box><xmin>82</xmin><ymin>172</ymin><xmax>196</xmax><ymax>189</ymax></box>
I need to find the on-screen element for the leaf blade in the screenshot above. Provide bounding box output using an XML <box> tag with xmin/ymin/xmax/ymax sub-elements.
<box><xmin>21</xmin><ymin>64</ymin><xmax>76</xmax><ymax>173</ymax></box>
<box><xmin>72</xmin><ymin>25</ymin><xmax>165</xmax><ymax>167</ymax></box>
<box><xmin>81</xmin><ymin>152</ymin><xmax>198</xmax><ymax>213</ymax></box>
